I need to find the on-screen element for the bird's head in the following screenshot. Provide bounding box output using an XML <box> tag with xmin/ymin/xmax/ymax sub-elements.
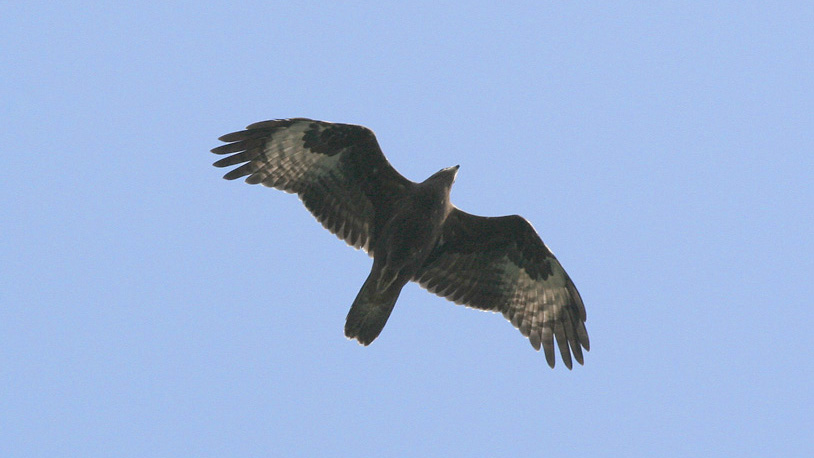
<box><xmin>429</xmin><ymin>165</ymin><xmax>460</xmax><ymax>186</ymax></box>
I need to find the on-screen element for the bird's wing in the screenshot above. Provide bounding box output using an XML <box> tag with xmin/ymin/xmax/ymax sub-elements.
<box><xmin>414</xmin><ymin>209</ymin><xmax>589</xmax><ymax>368</ymax></box>
<box><xmin>211</xmin><ymin>118</ymin><xmax>412</xmax><ymax>255</ymax></box>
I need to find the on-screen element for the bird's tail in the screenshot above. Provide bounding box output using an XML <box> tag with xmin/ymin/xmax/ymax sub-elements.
<box><xmin>345</xmin><ymin>269</ymin><xmax>403</xmax><ymax>345</ymax></box>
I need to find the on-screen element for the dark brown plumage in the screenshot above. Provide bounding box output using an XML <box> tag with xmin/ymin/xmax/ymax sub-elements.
<box><xmin>211</xmin><ymin>118</ymin><xmax>589</xmax><ymax>368</ymax></box>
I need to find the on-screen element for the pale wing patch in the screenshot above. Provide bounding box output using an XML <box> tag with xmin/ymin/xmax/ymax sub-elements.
<box><xmin>212</xmin><ymin>120</ymin><xmax>375</xmax><ymax>254</ymax></box>
<box><xmin>491</xmin><ymin>256</ymin><xmax>573</xmax><ymax>368</ymax></box>
<box><xmin>416</xmin><ymin>252</ymin><xmax>586</xmax><ymax>369</ymax></box>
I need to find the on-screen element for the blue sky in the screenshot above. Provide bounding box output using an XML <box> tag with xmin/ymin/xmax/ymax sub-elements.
<box><xmin>2</xmin><ymin>2</ymin><xmax>812</xmax><ymax>456</ymax></box>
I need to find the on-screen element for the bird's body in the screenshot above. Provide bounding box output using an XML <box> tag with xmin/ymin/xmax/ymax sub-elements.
<box><xmin>346</xmin><ymin>165</ymin><xmax>458</xmax><ymax>344</ymax></box>
<box><xmin>211</xmin><ymin>118</ymin><xmax>589</xmax><ymax>368</ymax></box>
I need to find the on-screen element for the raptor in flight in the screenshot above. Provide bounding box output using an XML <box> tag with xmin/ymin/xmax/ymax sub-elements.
<box><xmin>211</xmin><ymin>118</ymin><xmax>589</xmax><ymax>368</ymax></box>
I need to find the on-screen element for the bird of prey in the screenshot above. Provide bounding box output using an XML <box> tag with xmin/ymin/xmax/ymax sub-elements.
<box><xmin>211</xmin><ymin>118</ymin><xmax>589</xmax><ymax>368</ymax></box>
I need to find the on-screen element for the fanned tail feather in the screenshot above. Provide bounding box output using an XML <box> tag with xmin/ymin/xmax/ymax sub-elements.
<box><xmin>345</xmin><ymin>270</ymin><xmax>403</xmax><ymax>345</ymax></box>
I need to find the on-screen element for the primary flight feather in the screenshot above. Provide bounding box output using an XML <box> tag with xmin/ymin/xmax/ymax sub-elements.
<box><xmin>211</xmin><ymin>118</ymin><xmax>589</xmax><ymax>368</ymax></box>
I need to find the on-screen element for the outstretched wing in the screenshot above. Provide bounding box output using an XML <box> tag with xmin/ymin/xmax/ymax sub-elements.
<box><xmin>414</xmin><ymin>209</ymin><xmax>589</xmax><ymax>368</ymax></box>
<box><xmin>211</xmin><ymin>118</ymin><xmax>412</xmax><ymax>255</ymax></box>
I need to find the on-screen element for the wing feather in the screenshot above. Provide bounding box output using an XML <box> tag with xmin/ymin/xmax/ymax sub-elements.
<box><xmin>212</xmin><ymin>118</ymin><xmax>412</xmax><ymax>254</ymax></box>
<box><xmin>415</xmin><ymin>209</ymin><xmax>589</xmax><ymax>368</ymax></box>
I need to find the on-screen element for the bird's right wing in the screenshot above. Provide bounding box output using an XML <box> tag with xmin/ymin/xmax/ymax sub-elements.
<box><xmin>211</xmin><ymin>118</ymin><xmax>412</xmax><ymax>255</ymax></box>
<box><xmin>414</xmin><ymin>209</ymin><xmax>589</xmax><ymax>368</ymax></box>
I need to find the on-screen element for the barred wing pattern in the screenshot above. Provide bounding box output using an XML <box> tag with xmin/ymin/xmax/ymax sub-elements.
<box><xmin>414</xmin><ymin>209</ymin><xmax>589</xmax><ymax>368</ymax></box>
<box><xmin>211</xmin><ymin>118</ymin><xmax>412</xmax><ymax>255</ymax></box>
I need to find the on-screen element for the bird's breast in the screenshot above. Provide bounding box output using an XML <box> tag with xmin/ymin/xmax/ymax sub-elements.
<box><xmin>374</xmin><ymin>200</ymin><xmax>446</xmax><ymax>276</ymax></box>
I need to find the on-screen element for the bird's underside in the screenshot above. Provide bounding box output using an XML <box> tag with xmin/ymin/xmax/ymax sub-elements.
<box><xmin>211</xmin><ymin>118</ymin><xmax>589</xmax><ymax>368</ymax></box>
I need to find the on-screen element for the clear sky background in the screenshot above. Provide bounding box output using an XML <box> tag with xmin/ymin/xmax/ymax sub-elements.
<box><xmin>2</xmin><ymin>2</ymin><xmax>812</xmax><ymax>457</ymax></box>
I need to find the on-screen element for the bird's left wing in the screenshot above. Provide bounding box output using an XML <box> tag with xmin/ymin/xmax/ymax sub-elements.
<box><xmin>414</xmin><ymin>209</ymin><xmax>589</xmax><ymax>368</ymax></box>
<box><xmin>211</xmin><ymin>118</ymin><xmax>412</xmax><ymax>255</ymax></box>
